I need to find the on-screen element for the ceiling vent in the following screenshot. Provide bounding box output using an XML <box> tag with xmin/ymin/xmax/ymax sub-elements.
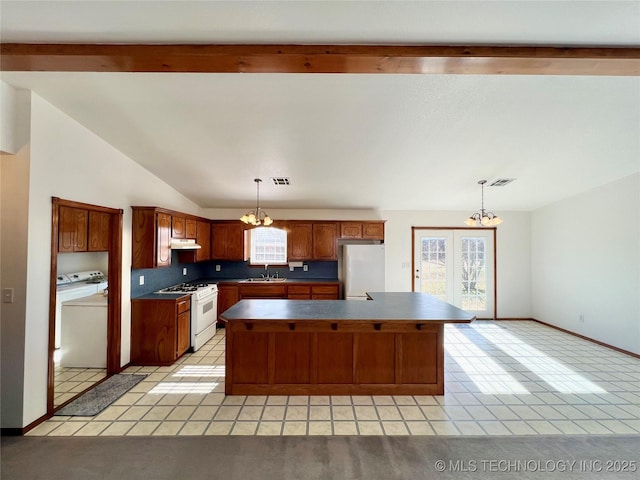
<box><xmin>489</xmin><ymin>178</ymin><xmax>516</xmax><ymax>187</ymax></box>
<box><xmin>271</xmin><ymin>177</ymin><xmax>291</xmax><ymax>186</ymax></box>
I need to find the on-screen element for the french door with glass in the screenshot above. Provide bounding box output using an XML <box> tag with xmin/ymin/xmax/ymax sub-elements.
<box><xmin>413</xmin><ymin>228</ymin><xmax>495</xmax><ymax>318</ymax></box>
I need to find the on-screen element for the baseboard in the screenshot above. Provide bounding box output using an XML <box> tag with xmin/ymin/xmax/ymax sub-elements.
<box><xmin>532</xmin><ymin>318</ymin><xmax>640</xmax><ymax>359</ymax></box>
<box><xmin>1</xmin><ymin>427</ymin><xmax>24</xmax><ymax>436</ymax></box>
<box><xmin>493</xmin><ymin>317</ymin><xmax>534</xmax><ymax>321</ymax></box>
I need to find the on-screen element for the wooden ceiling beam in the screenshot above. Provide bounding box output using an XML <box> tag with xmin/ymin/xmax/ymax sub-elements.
<box><xmin>1</xmin><ymin>43</ymin><xmax>639</xmax><ymax>76</ymax></box>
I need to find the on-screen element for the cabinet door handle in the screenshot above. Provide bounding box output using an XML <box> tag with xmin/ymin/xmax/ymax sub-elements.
<box><xmin>373</xmin><ymin>323</ymin><xmax>382</xmax><ymax>331</ymax></box>
<box><xmin>288</xmin><ymin>323</ymin><xmax>296</xmax><ymax>331</ymax></box>
<box><xmin>245</xmin><ymin>322</ymin><xmax>253</xmax><ymax>331</ymax></box>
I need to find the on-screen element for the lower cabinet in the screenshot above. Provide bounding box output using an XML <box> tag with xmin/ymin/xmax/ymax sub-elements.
<box><xmin>131</xmin><ymin>295</ymin><xmax>191</xmax><ymax>365</ymax></box>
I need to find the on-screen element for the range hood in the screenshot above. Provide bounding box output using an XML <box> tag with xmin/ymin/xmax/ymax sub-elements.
<box><xmin>170</xmin><ymin>238</ymin><xmax>202</xmax><ymax>250</ymax></box>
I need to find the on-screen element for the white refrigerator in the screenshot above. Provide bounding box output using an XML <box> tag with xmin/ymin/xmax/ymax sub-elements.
<box><xmin>343</xmin><ymin>244</ymin><xmax>385</xmax><ymax>300</ymax></box>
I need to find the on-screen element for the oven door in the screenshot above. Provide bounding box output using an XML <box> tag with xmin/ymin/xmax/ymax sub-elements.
<box><xmin>191</xmin><ymin>292</ymin><xmax>218</xmax><ymax>351</ymax></box>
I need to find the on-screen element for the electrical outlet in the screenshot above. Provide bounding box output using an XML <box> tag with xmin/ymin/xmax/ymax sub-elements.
<box><xmin>303</xmin><ymin>264</ymin><xmax>308</xmax><ymax>272</ymax></box>
<box><xmin>183</xmin><ymin>267</ymin><xmax>188</xmax><ymax>276</ymax></box>
<box><xmin>215</xmin><ymin>265</ymin><xmax>221</xmax><ymax>272</ymax></box>
<box><xmin>2</xmin><ymin>288</ymin><xmax>14</xmax><ymax>304</ymax></box>
<box><xmin>139</xmin><ymin>275</ymin><xmax>144</xmax><ymax>286</ymax></box>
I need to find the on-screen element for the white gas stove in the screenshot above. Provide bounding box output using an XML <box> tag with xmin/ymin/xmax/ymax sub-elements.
<box><xmin>156</xmin><ymin>282</ymin><xmax>218</xmax><ymax>351</ymax></box>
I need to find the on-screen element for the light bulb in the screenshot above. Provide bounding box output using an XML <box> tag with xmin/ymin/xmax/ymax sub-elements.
<box><xmin>263</xmin><ymin>216</ymin><xmax>273</xmax><ymax>226</ymax></box>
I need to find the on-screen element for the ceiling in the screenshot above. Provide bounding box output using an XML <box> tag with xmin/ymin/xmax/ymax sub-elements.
<box><xmin>1</xmin><ymin>1</ymin><xmax>639</xmax><ymax>211</ymax></box>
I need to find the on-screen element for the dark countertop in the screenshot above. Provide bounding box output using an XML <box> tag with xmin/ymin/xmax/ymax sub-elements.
<box><xmin>221</xmin><ymin>292</ymin><xmax>475</xmax><ymax>323</ymax></box>
<box><xmin>208</xmin><ymin>278</ymin><xmax>340</xmax><ymax>285</ymax></box>
<box><xmin>132</xmin><ymin>293</ymin><xmax>190</xmax><ymax>301</ymax></box>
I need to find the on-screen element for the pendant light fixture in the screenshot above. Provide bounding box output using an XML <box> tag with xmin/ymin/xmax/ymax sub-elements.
<box><xmin>240</xmin><ymin>178</ymin><xmax>273</xmax><ymax>226</ymax></box>
<box><xmin>464</xmin><ymin>180</ymin><xmax>503</xmax><ymax>227</ymax></box>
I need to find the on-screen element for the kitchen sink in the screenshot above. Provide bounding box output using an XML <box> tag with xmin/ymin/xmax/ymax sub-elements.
<box><xmin>242</xmin><ymin>277</ymin><xmax>287</xmax><ymax>282</ymax></box>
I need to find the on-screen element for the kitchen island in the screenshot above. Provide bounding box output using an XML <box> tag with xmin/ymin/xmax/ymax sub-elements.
<box><xmin>221</xmin><ymin>292</ymin><xmax>474</xmax><ymax>395</ymax></box>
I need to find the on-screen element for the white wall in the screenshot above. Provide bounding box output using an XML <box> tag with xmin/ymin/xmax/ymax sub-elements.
<box><xmin>12</xmin><ymin>92</ymin><xmax>202</xmax><ymax>427</ymax></box>
<box><xmin>203</xmin><ymin>207</ymin><xmax>533</xmax><ymax>319</ymax></box>
<box><xmin>0</xmin><ymin>82</ymin><xmax>30</xmax><ymax>154</ymax></box>
<box><xmin>531</xmin><ymin>173</ymin><xmax>640</xmax><ymax>354</ymax></box>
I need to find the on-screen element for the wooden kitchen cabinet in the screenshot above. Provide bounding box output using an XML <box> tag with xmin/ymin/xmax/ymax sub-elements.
<box><xmin>131</xmin><ymin>295</ymin><xmax>191</xmax><ymax>365</ymax></box>
<box><xmin>287</xmin><ymin>222</ymin><xmax>313</xmax><ymax>261</ymax></box>
<box><xmin>211</xmin><ymin>222</ymin><xmax>245</xmax><ymax>261</ymax></box>
<box><xmin>217</xmin><ymin>285</ymin><xmax>240</xmax><ymax>323</ymax></box>
<box><xmin>172</xmin><ymin>216</ymin><xmax>186</xmax><ymax>238</ymax></box>
<box><xmin>239</xmin><ymin>284</ymin><xmax>287</xmax><ymax>299</ymax></box>
<box><xmin>58</xmin><ymin>206</ymin><xmax>88</xmax><ymax>252</ymax></box>
<box><xmin>186</xmin><ymin>219</ymin><xmax>197</xmax><ymax>239</ymax></box>
<box><xmin>131</xmin><ymin>207</ymin><xmax>172</xmax><ymax>268</ymax></box>
<box><xmin>339</xmin><ymin>221</ymin><xmax>385</xmax><ymax>241</ymax></box>
<box><xmin>88</xmin><ymin>211</ymin><xmax>110</xmax><ymax>251</ymax></box>
<box><xmin>287</xmin><ymin>283</ymin><xmax>339</xmax><ymax>300</ymax></box>
<box><xmin>196</xmin><ymin>221</ymin><xmax>211</xmax><ymax>262</ymax></box>
<box><xmin>313</xmin><ymin>223</ymin><xmax>338</xmax><ymax>260</ymax></box>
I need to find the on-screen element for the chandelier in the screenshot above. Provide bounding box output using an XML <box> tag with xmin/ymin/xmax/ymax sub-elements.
<box><xmin>240</xmin><ymin>178</ymin><xmax>273</xmax><ymax>226</ymax></box>
<box><xmin>464</xmin><ymin>180</ymin><xmax>503</xmax><ymax>227</ymax></box>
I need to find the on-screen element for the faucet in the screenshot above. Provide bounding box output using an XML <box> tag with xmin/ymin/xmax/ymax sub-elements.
<box><xmin>262</xmin><ymin>264</ymin><xmax>270</xmax><ymax>280</ymax></box>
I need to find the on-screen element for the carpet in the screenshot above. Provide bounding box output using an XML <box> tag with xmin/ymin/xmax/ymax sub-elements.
<box><xmin>55</xmin><ymin>374</ymin><xmax>146</xmax><ymax>416</ymax></box>
<box><xmin>3</xmin><ymin>435</ymin><xmax>640</xmax><ymax>480</ymax></box>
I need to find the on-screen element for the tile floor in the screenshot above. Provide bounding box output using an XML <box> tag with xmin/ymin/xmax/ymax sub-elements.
<box><xmin>29</xmin><ymin>321</ymin><xmax>640</xmax><ymax>436</ymax></box>
<box><xmin>54</xmin><ymin>365</ymin><xmax>107</xmax><ymax>408</ymax></box>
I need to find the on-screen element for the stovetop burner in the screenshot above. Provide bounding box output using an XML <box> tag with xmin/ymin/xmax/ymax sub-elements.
<box><xmin>155</xmin><ymin>282</ymin><xmax>217</xmax><ymax>296</ymax></box>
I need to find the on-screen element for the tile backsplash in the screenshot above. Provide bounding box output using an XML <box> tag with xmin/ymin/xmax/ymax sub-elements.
<box><xmin>131</xmin><ymin>254</ymin><xmax>338</xmax><ymax>297</ymax></box>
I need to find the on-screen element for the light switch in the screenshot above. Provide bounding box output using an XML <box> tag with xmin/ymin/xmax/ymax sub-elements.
<box><xmin>303</xmin><ymin>265</ymin><xmax>308</xmax><ymax>272</ymax></box>
<box><xmin>2</xmin><ymin>288</ymin><xmax>14</xmax><ymax>303</ymax></box>
<box><xmin>139</xmin><ymin>275</ymin><xmax>145</xmax><ymax>286</ymax></box>
<box><xmin>215</xmin><ymin>265</ymin><xmax>221</xmax><ymax>272</ymax></box>
<box><xmin>183</xmin><ymin>267</ymin><xmax>188</xmax><ymax>275</ymax></box>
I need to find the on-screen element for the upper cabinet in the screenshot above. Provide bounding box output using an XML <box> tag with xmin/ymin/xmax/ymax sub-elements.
<box><xmin>196</xmin><ymin>220</ymin><xmax>211</xmax><ymax>262</ymax></box>
<box><xmin>313</xmin><ymin>223</ymin><xmax>338</xmax><ymax>260</ymax></box>
<box><xmin>58</xmin><ymin>206</ymin><xmax>88</xmax><ymax>252</ymax></box>
<box><xmin>339</xmin><ymin>221</ymin><xmax>385</xmax><ymax>241</ymax></box>
<box><xmin>287</xmin><ymin>222</ymin><xmax>313</xmax><ymax>261</ymax></box>
<box><xmin>131</xmin><ymin>207</ymin><xmax>172</xmax><ymax>268</ymax></box>
<box><xmin>88</xmin><ymin>211</ymin><xmax>110</xmax><ymax>251</ymax></box>
<box><xmin>171</xmin><ymin>216</ymin><xmax>186</xmax><ymax>239</ymax></box>
<box><xmin>211</xmin><ymin>222</ymin><xmax>245</xmax><ymax>261</ymax></box>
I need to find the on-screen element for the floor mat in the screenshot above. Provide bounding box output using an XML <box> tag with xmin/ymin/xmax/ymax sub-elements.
<box><xmin>55</xmin><ymin>374</ymin><xmax>146</xmax><ymax>416</ymax></box>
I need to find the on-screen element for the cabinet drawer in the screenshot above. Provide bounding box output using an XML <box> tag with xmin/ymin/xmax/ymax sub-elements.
<box><xmin>288</xmin><ymin>294</ymin><xmax>311</xmax><ymax>300</ymax></box>
<box><xmin>240</xmin><ymin>285</ymin><xmax>287</xmax><ymax>298</ymax></box>
<box><xmin>311</xmin><ymin>285</ymin><xmax>339</xmax><ymax>295</ymax></box>
<box><xmin>176</xmin><ymin>296</ymin><xmax>191</xmax><ymax>314</ymax></box>
<box><xmin>288</xmin><ymin>285</ymin><xmax>311</xmax><ymax>295</ymax></box>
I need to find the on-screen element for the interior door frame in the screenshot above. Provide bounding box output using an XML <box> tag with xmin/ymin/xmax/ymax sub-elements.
<box><xmin>411</xmin><ymin>226</ymin><xmax>497</xmax><ymax>319</ymax></box>
<box><xmin>48</xmin><ymin>197</ymin><xmax>123</xmax><ymax>414</ymax></box>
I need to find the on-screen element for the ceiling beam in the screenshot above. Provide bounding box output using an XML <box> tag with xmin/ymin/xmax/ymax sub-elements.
<box><xmin>1</xmin><ymin>44</ymin><xmax>639</xmax><ymax>76</ymax></box>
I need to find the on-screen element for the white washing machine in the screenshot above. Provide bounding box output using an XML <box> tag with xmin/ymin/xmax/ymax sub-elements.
<box><xmin>60</xmin><ymin>293</ymin><xmax>108</xmax><ymax>368</ymax></box>
<box><xmin>55</xmin><ymin>271</ymin><xmax>108</xmax><ymax>349</ymax></box>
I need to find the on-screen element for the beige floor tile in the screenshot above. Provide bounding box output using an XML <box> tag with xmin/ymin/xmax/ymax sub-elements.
<box><xmin>200</xmin><ymin>393</ymin><xmax>226</xmax><ymax>406</ymax></box>
<box><xmin>134</xmin><ymin>393</ymin><xmax>163</xmax><ymax>406</ymax></box>
<box><xmin>126</xmin><ymin>422</ymin><xmax>161</xmax><ymax>436</ymax></box>
<box><xmin>179</xmin><ymin>421</ymin><xmax>209</xmax><ymax>435</ymax></box>
<box><xmin>333</xmin><ymin>421</ymin><xmax>358</xmax><ymax>435</ymax></box>
<box><xmin>351</xmin><ymin>396</ymin><xmax>374</xmax><ymax>405</ymax></box>
<box><xmin>307</xmin><ymin>406</ymin><xmax>330</xmax><ymax>421</ymax></box>
<box><xmin>393</xmin><ymin>396</ymin><xmax>417</xmax><ymax>405</ymax></box>
<box><xmin>288</xmin><ymin>396</ymin><xmax>309</xmax><ymax>405</ymax></box>
<box><xmin>372</xmin><ymin>396</ymin><xmax>395</xmax><ymax>405</ymax></box>
<box><xmin>152</xmin><ymin>421</ymin><xmax>185</xmax><ymax>436</ymax></box>
<box><xmin>413</xmin><ymin>396</ymin><xmax>439</xmax><ymax>406</ymax></box>
<box><xmin>376</xmin><ymin>406</ymin><xmax>402</xmax><ymax>421</ymax></box>
<box><xmin>381</xmin><ymin>421</ymin><xmax>409</xmax><ymax>435</ymax></box>
<box><xmin>399</xmin><ymin>406</ymin><xmax>425</xmax><ymax>421</ymax></box>
<box><xmin>112</xmin><ymin>392</ymin><xmax>144</xmax><ymax>406</ymax></box>
<box><xmin>214</xmin><ymin>406</ymin><xmax>240</xmax><ymax>421</ymax></box>
<box><xmin>453</xmin><ymin>421</ymin><xmax>485</xmax><ymax>436</ymax></box>
<box><xmin>354</xmin><ymin>406</ymin><xmax>379</xmax><ymax>421</ymax></box>
<box><xmin>526</xmin><ymin>420</ymin><xmax>563</xmax><ymax>434</ymax></box>
<box><xmin>167</xmin><ymin>405</ymin><xmax>196</xmax><ymax>421</ymax></box>
<box><xmin>244</xmin><ymin>396</ymin><xmax>267</xmax><ymax>406</ymax></box>
<box><xmin>156</xmin><ymin>394</ymin><xmax>185</xmax><ymax>406</ymax></box>
<box><xmin>257</xmin><ymin>422</ymin><xmax>283</xmax><ymax>436</ymax></box>
<box><xmin>190</xmin><ymin>406</ymin><xmax>219</xmax><ymax>421</ymax></box>
<box><xmin>283</xmin><ymin>421</ymin><xmax>307</xmax><ymax>435</ymax></box>
<box><xmin>430</xmin><ymin>421</ymin><xmax>460</xmax><ymax>435</ymax></box>
<box><xmin>308</xmin><ymin>421</ymin><xmax>332</xmax><ymax>435</ymax></box>
<box><xmin>179</xmin><ymin>394</ymin><xmax>206</xmax><ymax>406</ymax></box>
<box><xmin>118</xmin><ymin>406</ymin><xmax>151</xmax><ymax>421</ymax></box>
<box><xmin>238</xmin><ymin>406</ymin><xmax>263</xmax><ymax>421</ymax></box>
<box><xmin>309</xmin><ymin>396</ymin><xmax>331</xmax><ymax>405</ymax></box>
<box><xmin>421</xmin><ymin>406</ymin><xmax>449</xmax><ymax>420</ymax></box>
<box><xmin>222</xmin><ymin>395</ymin><xmax>246</xmax><ymax>406</ymax></box>
<box><xmin>74</xmin><ymin>422</ymin><xmax>111</xmax><ymax>436</ymax></box>
<box><xmin>357</xmin><ymin>421</ymin><xmax>384</xmax><ymax>435</ymax></box>
<box><xmin>549</xmin><ymin>421</ymin><xmax>589</xmax><ymax>434</ymax></box>
<box><xmin>597</xmin><ymin>420</ymin><xmax>638</xmax><ymax>434</ymax></box>
<box><xmin>406</xmin><ymin>421</ymin><xmax>435</xmax><ymax>435</ymax></box>
<box><xmin>141</xmin><ymin>406</ymin><xmax>174</xmax><ymax>421</ymax></box>
<box><xmin>94</xmin><ymin>405</ymin><xmax>129</xmax><ymax>421</ymax></box>
<box><xmin>204</xmin><ymin>421</ymin><xmax>233</xmax><ymax>435</ymax></box>
<box><xmin>478</xmin><ymin>421</ymin><xmax>512</xmax><ymax>435</ymax></box>
<box><xmin>231</xmin><ymin>422</ymin><xmax>258</xmax><ymax>435</ymax></box>
<box><xmin>262</xmin><ymin>406</ymin><xmax>286</xmax><ymax>421</ymax></box>
<box><xmin>47</xmin><ymin>421</ymin><xmax>87</xmax><ymax>436</ymax></box>
<box><xmin>266</xmin><ymin>396</ymin><xmax>288</xmax><ymax>405</ymax></box>
<box><xmin>25</xmin><ymin>421</ymin><xmax>63</xmax><ymax>436</ymax></box>
<box><xmin>332</xmin><ymin>406</ymin><xmax>355</xmax><ymax>421</ymax></box>
<box><xmin>285</xmin><ymin>406</ymin><xmax>308</xmax><ymax>421</ymax></box>
<box><xmin>571</xmin><ymin>420</ymin><xmax>614</xmax><ymax>434</ymax></box>
<box><xmin>100</xmin><ymin>421</ymin><xmax>136</xmax><ymax>436</ymax></box>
